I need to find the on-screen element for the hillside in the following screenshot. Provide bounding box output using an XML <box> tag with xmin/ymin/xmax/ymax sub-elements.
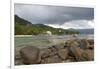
<box><xmin>15</xmin><ymin>15</ymin><xmax>79</xmax><ymax>35</ymax></box>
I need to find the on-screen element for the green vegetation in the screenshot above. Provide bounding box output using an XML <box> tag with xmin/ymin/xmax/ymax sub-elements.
<box><xmin>15</xmin><ymin>15</ymin><xmax>79</xmax><ymax>35</ymax></box>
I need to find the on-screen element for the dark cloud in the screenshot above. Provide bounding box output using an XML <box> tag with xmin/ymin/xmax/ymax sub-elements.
<box><xmin>15</xmin><ymin>4</ymin><xmax>94</xmax><ymax>25</ymax></box>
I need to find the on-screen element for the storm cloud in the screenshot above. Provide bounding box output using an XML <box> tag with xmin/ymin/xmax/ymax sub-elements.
<box><xmin>15</xmin><ymin>4</ymin><xmax>94</xmax><ymax>29</ymax></box>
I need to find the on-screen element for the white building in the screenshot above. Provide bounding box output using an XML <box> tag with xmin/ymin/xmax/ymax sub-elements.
<box><xmin>46</xmin><ymin>31</ymin><xmax>52</xmax><ymax>36</ymax></box>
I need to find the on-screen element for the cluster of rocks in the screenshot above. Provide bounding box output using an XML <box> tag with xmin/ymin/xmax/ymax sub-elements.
<box><xmin>15</xmin><ymin>39</ymin><xmax>94</xmax><ymax>65</ymax></box>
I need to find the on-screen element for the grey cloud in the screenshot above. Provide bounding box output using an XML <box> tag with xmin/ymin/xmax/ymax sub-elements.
<box><xmin>15</xmin><ymin>4</ymin><xmax>94</xmax><ymax>25</ymax></box>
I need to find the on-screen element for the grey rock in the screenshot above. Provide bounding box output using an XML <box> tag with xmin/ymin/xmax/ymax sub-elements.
<box><xmin>87</xmin><ymin>45</ymin><xmax>94</xmax><ymax>50</ymax></box>
<box><xmin>58</xmin><ymin>49</ymin><xmax>69</xmax><ymax>60</ymax></box>
<box><xmin>87</xmin><ymin>39</ymin><xmax>94</xmax><ymax>45</ymax></box>
<box><xmin>20</xmin><ymin>46</ymin><xmax>40</xmax><ymax>64</ymax></box>
<box><xmin>82</xmin><ymin>49</ymin><xmax>94</xmax><ymax>61</ymax></box>
<box><xmin>69</xmin><ymin>46</ymin><xmax>84</xmax><ymax>61</ymax></box>
<box><xmin>41</xmin><ymin>55</ymin><xmax>62</xmax><ymax>63</ymax></box>
<box><xmin>79</xmin><ymin>39</ymin><xmax>90</xmax><ymax>49</ymax></box>
<box><xmin>40</xmin><ymin>48</ymin><xmax>51</xmax><ymax>59</ymax></box>
<box><xmin>52</xmin><ymin>43</ymin><xmax>65</xmax><ymax>51</ymax></box>
<box><xmin>65</xmin><ymin>40</ymin><xmax>79</xmax><ymax>47</ymax></box>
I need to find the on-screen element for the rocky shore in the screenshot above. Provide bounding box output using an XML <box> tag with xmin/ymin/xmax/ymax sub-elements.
<box><xmin>15</xmin><ymin>39</ymin><xmax>94</xmax><ymax>65</ymax></box>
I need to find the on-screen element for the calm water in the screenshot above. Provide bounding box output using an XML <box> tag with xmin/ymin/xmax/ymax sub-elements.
<box><xmin>15</xmin><ymin>34</ymin><xmax>94</xmax><ymax>47</ymax></box>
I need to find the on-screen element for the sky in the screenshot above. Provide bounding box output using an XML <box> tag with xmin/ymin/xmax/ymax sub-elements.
<box><xmin>15</xmin><ymin>4</ymin><xmax>94</xmax><ymax>29</ymax></box>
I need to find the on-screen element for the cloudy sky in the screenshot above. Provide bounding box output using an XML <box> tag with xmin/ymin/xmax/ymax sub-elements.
<box><xmin>15</xmin><ymin>4</ymin><xmax>94</xmax><ymax>29</ymax></box>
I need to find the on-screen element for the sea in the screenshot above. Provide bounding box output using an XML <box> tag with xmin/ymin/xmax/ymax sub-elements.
<box><xmin>15</xmin><ymin>34</ymin><xmax>94</xmax><ymax>47</ymax></box>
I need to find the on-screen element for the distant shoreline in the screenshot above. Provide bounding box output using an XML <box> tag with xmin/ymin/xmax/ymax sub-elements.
<box><xmin>15</xmin><ymin>35</ymin><xmax>33</xmax><ymax>37</ymax></box>
<box><xmin>15</xmin><ymin>34</ymin><xmax>94</xmax><ymax>39</ymax></box>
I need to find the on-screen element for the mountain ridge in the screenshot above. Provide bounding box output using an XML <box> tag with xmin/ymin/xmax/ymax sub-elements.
<box><xmin>15</xmin><ymin>15</ymin><xmax>93</xmax><ymax>35</ymax></box>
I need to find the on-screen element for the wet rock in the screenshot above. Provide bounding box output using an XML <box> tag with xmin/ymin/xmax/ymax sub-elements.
<box><xmin>20</xmin><ymin>46</ymin><xmax>40</xmax><ymax>64</ymax></box>
<box><xmin>57</xmin><ymin>49</ymin><xmax>69</xmax><ymax>60</ymax></box>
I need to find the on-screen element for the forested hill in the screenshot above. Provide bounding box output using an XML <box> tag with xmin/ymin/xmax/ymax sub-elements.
<box><xmin>15</xmin><ymin>15</ymin><xmax>79</xmax><ymax>35</ymax></box>
<box><xmin>15</xmin><ymin>15</ymin><xmax>32</xmax><ymax>26</ymax></box>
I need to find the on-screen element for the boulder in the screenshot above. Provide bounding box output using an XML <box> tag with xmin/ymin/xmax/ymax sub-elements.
<box><xmin>87</xmin><ymin>39</ymin><xmax>94</xmax><ymax>45</ymax></box>
<box><xmin>79</xmin><ymin>39</ymin><xmax>90</xmax><ymax>49</ymax></box>
<box><xmin>41</xmin><ymin>55</ymin><xmax>62</xmax><ymax>63</ymax></box>
<box><xmin>20</xmin><ymin>46</ymin><xmax>40</xmax><ymax>64</ymax></box>
<box><xmin>40</xmin><ymin>47</ymin><xmax>57</xmax><ymax>59</ymax></box>
<box><xmin>87</xmin><ymin>45</ymin><xmax>94</xmax><ymax>50</ymax></box>
<box><xmin>15</xmin><ymin>59</ymin><xmax>23</xmax><ymax>65</ymax></box>
<box><xmin>52</xmin><ymin>43</ymin><xmax>65</xmax><ymax>51</ymax></box>
<box><xmin>49</xmin><ymin>51</ymin><xmax>57</xmax><ymax>56</ymax></box>
<box><xmin>65</xmin><ymin>40</ymin><xmax>71</xmax><ymax>47</ymax></box>
<box><xmin>40</xmin><ymin>48</ymin><xmax>51</xmax><ymax>59</ymax></box>
<box><xmin>65</xmin><ymin>40</ymin><xmax>79</xmax><ymax>47</ymax></box>
<box><xmin>48</xmin><ymin>46</ymin><xmax>57</xmax><ymax>55</ymax></box>
<box><xmin>57</xmin><ymin>49</ymin><xmax>69</xmax><ymax>60</ymax></box>
<box><xmin>82</xmin><ymin>49</ymin><xmax>94</xmax><ymax>61</ymax></box>
<box><xmin>70</xmin><ymin>41</ymin><xmax>79</xmax><ymax>47</ymax></box>
<box><xmin>69</xmin><ymin>46</ymin><xmax>84</xmax><ymax>61</ymax></box>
